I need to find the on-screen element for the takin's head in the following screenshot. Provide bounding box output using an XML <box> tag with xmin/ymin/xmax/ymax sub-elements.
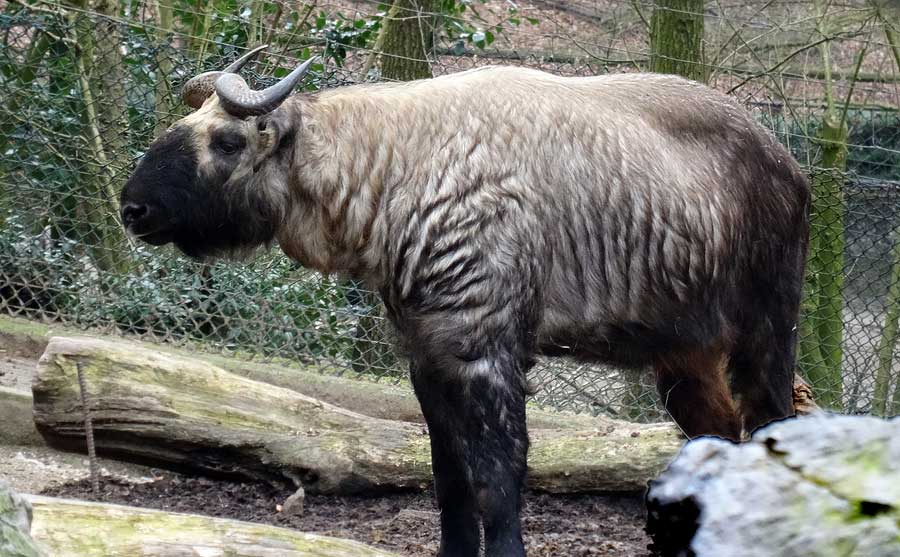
<box><xmin>119</xmin><ymin>46</ymin><xmax>314</xmax><ymax>259</ymax></box>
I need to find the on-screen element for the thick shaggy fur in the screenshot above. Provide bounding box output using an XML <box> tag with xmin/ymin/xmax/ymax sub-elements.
<box><xmin>121</xmin><ymin>65</ymin><xmax>810</xmax><ymax>557</ymax></box>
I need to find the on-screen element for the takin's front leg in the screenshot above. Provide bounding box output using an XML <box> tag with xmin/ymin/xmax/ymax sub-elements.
<box><xmin>411</xmin><ymin>348</ymin><xmax>530</xmax><ymax>557</ymax></box>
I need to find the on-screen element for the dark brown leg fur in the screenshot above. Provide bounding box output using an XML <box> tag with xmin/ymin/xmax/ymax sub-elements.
<box><xmin>654</xmin><ymin>347</ymin><xmax>742</xmax><ymax>441</ymax></box>
<box><xmin>728</xmin><ymin>340</ymin><xmax>795</xmax><ymax>436</ymax></box>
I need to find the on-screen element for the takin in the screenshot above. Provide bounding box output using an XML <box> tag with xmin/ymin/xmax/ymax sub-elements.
<box><xmin>119</xmin><ymin>46</ymin><xmax>810</xmax><ymax>557</ymax></box>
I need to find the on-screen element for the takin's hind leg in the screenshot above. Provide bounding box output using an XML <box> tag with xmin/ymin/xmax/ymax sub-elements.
<box><xmin>654</xmin><ymin>346</ymin><xmax>742</xmax><ymax>441</ymax></box>
<box><xmin>728</xmin><ymin>331</ymin><xmax>796</xmax><ymax>436</ymax></box>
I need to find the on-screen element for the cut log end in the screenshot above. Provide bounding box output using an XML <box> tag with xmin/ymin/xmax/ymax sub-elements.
<box><xmin>792</xmin><ymin>373</ymin><xmax>820</xmax><ymax>416</ymax></box>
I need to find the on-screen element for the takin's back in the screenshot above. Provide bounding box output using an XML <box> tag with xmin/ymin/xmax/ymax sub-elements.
<box><xmin>300</xmin><ymin>66</ymin><xmax>810</xmax><ymax>360</ymax></box>
<box><xmin>310</xmin><ymin>66</ymin><xmax>807</xmax><ymax>260</ymax></box>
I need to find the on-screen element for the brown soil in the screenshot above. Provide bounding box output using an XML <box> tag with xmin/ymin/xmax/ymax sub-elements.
<box><xmin>43</xmin><ymin>475</ymin><xmax>652</xmax><ymax>556</ymax></box>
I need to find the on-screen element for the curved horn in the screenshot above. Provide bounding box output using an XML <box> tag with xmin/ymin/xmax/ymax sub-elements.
<box><xmin>181</xmin><ymin>45</ymin><xmax>269</xmax><ymax>109</ymax></box>
<box><xmin>223</xmin><ymin>44</ymin><xmax>269</xmax><ymax>73</ymax></box>
<box><xmin>215</xmin><ymin>56</ymin><xmax>316</xmax><ymax>118</ymax></box>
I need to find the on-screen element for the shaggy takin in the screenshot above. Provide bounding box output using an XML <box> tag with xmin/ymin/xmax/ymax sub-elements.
<box><xmin>120</xmin><ymin>46</ymin><xmax>810</xmax><ymax>557</ymax></box>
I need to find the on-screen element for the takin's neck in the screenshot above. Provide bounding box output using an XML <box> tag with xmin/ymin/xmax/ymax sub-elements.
<box><xmin>274</xmin><ymin>91</ymin><xmax>410</xmax><ymax>288</ymax></box>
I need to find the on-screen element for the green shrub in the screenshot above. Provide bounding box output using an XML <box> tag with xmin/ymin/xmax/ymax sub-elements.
<box><xmin>0</xmin><ymin>210</ymin><xmax>368</xmax><ymax>363</ymax></box>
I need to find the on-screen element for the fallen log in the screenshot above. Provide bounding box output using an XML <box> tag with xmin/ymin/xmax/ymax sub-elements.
<box><xmin>0</xmin><ymin>313</ymin><xmax>661</xmax><ymax>430</ymax></box>
<box><xmin>645</xmin><ymin>413</ymin><xmax>900</xmax><ymax>556</ymax></box>
<box><xmin>204</xmin><ymin>345</ymin><xmax>621</xmax><ymax>430</ymax></box>
<box><xmin>25</xmin><ymin>494</ymin><xmax>399</xmax><ymax>556</ymax></box>
<box><xmin>2</xmin><ymin>314</ymin><xmax>818</xmax><ymax>429</ymax></box>
<box><xmin>32</xmin><ymin>336</ymin><xmax>684</xmax><ymax>494</ymax></box>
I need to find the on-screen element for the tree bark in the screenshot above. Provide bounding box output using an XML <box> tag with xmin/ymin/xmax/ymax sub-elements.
<box><xmin>380</xmin><ymin>0</ymin><xmax>434</xmax><ymax>81</ymax></box>
<box><xmin>68</xmin><ymin>1</ymin><xmax>129</xmax><ymax>272</ymax></box>
<box><xmin>797</xmin><ymin>111</ymin><xmax>849</xmax><ymax>412</ymax></box>
<box><xmin>152</xmin><ymin>0</ymin><xmax>176</xmax><ymax>137</ymax></box>
<box><xmin>645</xmin><ymin>413</ymin><xmax>900</xmax><ymax>556</ymax></box>
<box><xmin>873</xmin><ymin>2</ymin><xmax>900</xmax><ymax>417</ymax></box>
<box><xmin>873</xmin><ymin>236</ymin><xmax>900</xmax><ymax>416</ymax></box>
<box><xmin>25</xmin><ymin>494</ymin><xmax>398</xmax><ymax>557</ymax></box>
<box><xmin>32</xmin><ymin>336</ymin><xmax>685</xmax><ymax>495</ymax></box>
<box><xmin>649</xmin><ymin>0</ymin><xmax>706</xmax><ymax>83</ymax></box>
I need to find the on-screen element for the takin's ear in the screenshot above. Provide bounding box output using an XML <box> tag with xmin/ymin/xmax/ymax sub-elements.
<box><xmin>253</xmin><ymin>115</ymin><xmax>292</xmax><ymax>173</ymax></box>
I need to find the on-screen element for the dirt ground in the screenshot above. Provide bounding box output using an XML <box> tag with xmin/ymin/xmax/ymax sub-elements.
<box><xmin>43</xmin><ymin>475</ymin><xmax>653</xmax><ymax>556</ymax></box>
<box><xmin>0</xmin><ymin>445</ymin><xmax>159</xmax><ymax>494</ymax></box>
<box><xmin>0</xmin><ymin>355</ymin><xmax>36</xmax><ymax>391</ymax></box>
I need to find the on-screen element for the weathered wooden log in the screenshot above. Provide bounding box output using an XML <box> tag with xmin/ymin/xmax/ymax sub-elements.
<box><xmin>791</xmin><ymin>372</ymin><xmax>821</xmax><ymax>416</ymax></box>
<box><xmin>1</xmin><ymin>314</ymin><xmax>817</xmax><ymax>430</ymax></box>
<box><xmin>645</xmin><ymin>413</ymin><xmax>900</xmax><ymax>557</ymax></box>
<box><xmin>0</xmin><ymin>314</ymin><xmax>661</xmax><ymax>430</ymax></box>
<box><xmin>32</xmin><ymin>336</ymin><xmax>683</xmax><ymax>494</ymax></box>
<box><xmin>25</xmin><ymin>494</ymin><xmax>399</xmax><ymax>556</ymax></box>
<box><xmin>205</xmin><ymin>345</ymin><xmax>621</xmax><ymax>430</ymax></box>
<box><xmin>0</xmin><ymin>480</ymin><xmax>42</xmax><ymax>557</ymax></box>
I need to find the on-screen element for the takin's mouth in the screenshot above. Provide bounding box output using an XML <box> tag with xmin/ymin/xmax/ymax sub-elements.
<box><xmin>132</xmin><ymin>229</ymin><xmax>175</xmax><ymax>246</ymax></box>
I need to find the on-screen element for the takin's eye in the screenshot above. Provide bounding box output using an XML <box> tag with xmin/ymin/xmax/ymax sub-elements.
<box><xmin>211</xmin><ymin>132</ymin><xmax>246</xmax><ymax>156</ymax></box>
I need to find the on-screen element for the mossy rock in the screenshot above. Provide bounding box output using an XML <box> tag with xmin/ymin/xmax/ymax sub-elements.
<box><xmin>0</xmin><ymin>480</ymin><xmax>42</xmax><ymax>557</ymax></box>
<box><xmin>646</xmin><ymin>413</ymin><xmax>900</xmax><ymax>556</ymax></box>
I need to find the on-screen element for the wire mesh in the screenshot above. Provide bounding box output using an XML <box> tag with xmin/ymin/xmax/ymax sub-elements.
<box><xmin>1</xmin><ymin>0</ymin><xmax>899</xmax><ymax>422</ymax></box>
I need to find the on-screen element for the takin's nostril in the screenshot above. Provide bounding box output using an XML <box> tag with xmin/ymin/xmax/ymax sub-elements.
<box><xmin>121</xmin><ymin>203</ymin><xmax>149</xmax><ymax>226</ymax></box>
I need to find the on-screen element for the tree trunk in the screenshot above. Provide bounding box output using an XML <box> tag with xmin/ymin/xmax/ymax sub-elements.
<box><xmin>89</xmin><ymin>0</ymin><xmax>129</xmax><ymax>195</ymax></box>
<box><xmin>873</xmin><ymin>235</ymin><xmax>900</xmax><ymax>416</ymax></box>
<box><xmin>645</xmin><ymin>413</ymin><xmax>900</xmax><ymax>556</ymax></box>
<box><xmin>795</xmin><ymin>0</ymin><xmax>858</xmax><ymax>412</ymax></box>
<box><xmin>649</xmin><ymin>0</ymin><xmax>706</xmax><ymax>82</ymax></box>
<box><xmin>32</xmin><ymin>336</ymin><xmax>685</xmax><ymax>495</ymax></box>
<box><xmin>0</xmin><ymin>312</ymin><xmax>669</xmax><ymax>431</ymax></box>
<box><xmin>797</xmin><ymin>113</ymin><xmax>848</xmax><ymax>410</ymax></box>
<box><xmin>26</xmin><ymin>494</ymin><xmax>398</xmax><ymax>557</ymax></box>
<box><xmin>153</xmin><ymin>0</ymin><xmax>177</xmax><ymax>136</ymax></box>
<box><xmin>380</xmin><ymin>0</ymin><xmax>434</xmax><ymax>81</ymax></box>
<box><xmin>68</xmin><ymin>1</ymin><xmax>129</xmax><ymax>272</ymax></box>
<box><xmin>873</xmin><ymin>1</ymin><xmax>900</xmax><ymax>417</ymax></box>
<box><xmin>885</xmin><ymin>10</ymin><xmax>900</xmax><ymax>416</ymax></box>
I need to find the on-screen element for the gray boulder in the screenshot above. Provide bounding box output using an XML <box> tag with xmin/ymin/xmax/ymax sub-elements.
<box><xmin>646</xmin><ymin>413</ymin><xmax>900</xmax><ymax>557</ymax></box>
<box><xmin>0</xmin><ymin>480</ymin><xmax>42</xmax><ymax>557</ymax></box>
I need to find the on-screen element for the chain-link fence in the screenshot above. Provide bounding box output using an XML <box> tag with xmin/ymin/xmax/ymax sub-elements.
<box><xmin>1</xmin><ymin>0</ymin><xmax>899</xmax><ymax>422</ymax></box>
